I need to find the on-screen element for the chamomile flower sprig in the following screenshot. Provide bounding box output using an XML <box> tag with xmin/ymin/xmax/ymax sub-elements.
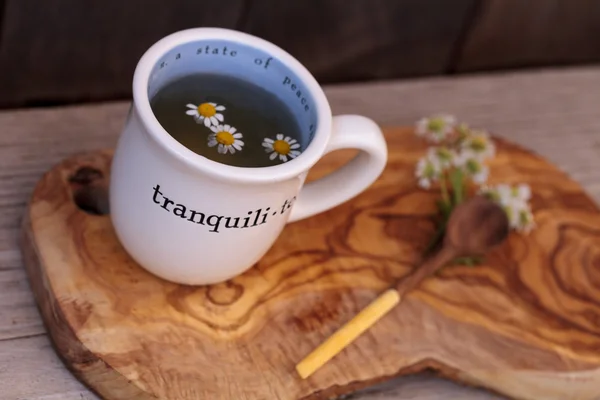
<box><xmin>414</xmin><ymin>114</ymin><xmax>534</xmax><ymax>263</ymax></box>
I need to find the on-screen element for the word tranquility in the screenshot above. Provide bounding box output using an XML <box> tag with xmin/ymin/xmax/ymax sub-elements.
<box><xmin>152</xmin><ymin>185</ymin><xmax>295</xmax><ymax>233</ymax></box>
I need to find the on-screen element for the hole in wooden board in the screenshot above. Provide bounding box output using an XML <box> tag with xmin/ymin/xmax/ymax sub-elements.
<box><xmin>69</xmin><ymin>166</ymin><xmax>104</xmax><ymax>185</ymax></box>
<box><xmin>69</xmin><ymin>167</ymin><xmax>110</xmax><ymax>215</ymax></box>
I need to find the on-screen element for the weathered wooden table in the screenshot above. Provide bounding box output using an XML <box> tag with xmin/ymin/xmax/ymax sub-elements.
<box><xmin>2</xmin><ymin>66</ymin><xmax>600</xmax><ymax>400</ymax></box>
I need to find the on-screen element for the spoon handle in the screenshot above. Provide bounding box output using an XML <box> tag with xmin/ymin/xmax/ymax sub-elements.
<box><xmin>295</xmin><ymin>288</ymin><xmax>400</xmax><ymax>379</ymax></box>
<box><xmin>295</xmin><ymin>246</ymin><xmax>458</xmax><ymax>379</ymax></box>
<box><xmin>394</xmin><ymin>245</ymin><xmax>458</xmax><ymax>296</ymax></box>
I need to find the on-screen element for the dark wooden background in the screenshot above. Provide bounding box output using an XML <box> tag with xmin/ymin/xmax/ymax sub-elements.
<box><xmin>0</xmin><ymin>0</ymin><xmax>599</xmax><ymax>109</ymax></box>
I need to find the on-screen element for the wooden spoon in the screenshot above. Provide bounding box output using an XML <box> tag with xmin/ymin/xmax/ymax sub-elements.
<box><xmin>295</xmin><ymin>195</ymin><xmax>510</xmax><ymax>379</ymax></box>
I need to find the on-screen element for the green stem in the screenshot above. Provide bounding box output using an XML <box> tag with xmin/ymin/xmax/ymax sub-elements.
<box><xmin>440</xmin><ymin>175</ymin><xmax>450</xmax><ymax>207</ymax></box>
<box><xmin>449</xmin><ymin>168</ymin><xmax>465</xmax><ymax>206</ymax></box>
<box><xmin>424</xmin><ymin>220</ymin><xmax>447</xmax><ymax>256</ymax></box>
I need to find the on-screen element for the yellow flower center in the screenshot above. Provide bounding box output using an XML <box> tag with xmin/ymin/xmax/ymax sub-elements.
<box><xmin>471</xmin><ymin>137</ymin><xmax>487</xmax><ymax>151</ymax></box>
<box><xmin>427</xmin><ymin>117</ymin><xmax>445</xmax><ymax>132</ymax></box>
<box><xmin>216</xmin><ymin>131</ymin><xmax>234</xmax><ymax>146</ymax></box>
<box><xmin>197</xmin><ymin>103</ymin><xmax>216</xmax><ymax>117</ymax></box>
<box><xmin>273</xmin><ymin>140</ymin><xmax>291</xmax><ymax>155</ymax></box>
<box><xmin>466</xmin><ymin>159</ymin><xmax>481</xmax><ymax>174</ymax></box>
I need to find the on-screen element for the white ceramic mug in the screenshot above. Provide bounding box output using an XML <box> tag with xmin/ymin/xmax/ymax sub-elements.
<box><xmin>109</xmin><ymin>28</ymin><xmax>387</xmax><ymax>285</ymax></box>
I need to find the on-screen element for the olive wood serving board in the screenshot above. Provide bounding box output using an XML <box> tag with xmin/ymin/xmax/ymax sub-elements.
<box><xmin>20</xmin><ymin>127</ymin><xmax>600</xmax><ymax>400</ymax></box>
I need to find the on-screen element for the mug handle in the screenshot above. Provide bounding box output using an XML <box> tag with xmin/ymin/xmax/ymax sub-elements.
<box><xmin>288</xmin><ymin>115</ymin><xmax>388</xmax><ymax>223</ymax></box>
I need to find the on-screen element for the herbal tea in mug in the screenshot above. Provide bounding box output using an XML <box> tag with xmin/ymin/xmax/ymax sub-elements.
<box><xmin>151</xmin><ymin>72</ymin><xmax>304</xmax><ymax>168</ymax></box>
<box><xmin>110</xmin><ymin>28</ymin><xmax>387</xmax><ymax>285</ymax></box>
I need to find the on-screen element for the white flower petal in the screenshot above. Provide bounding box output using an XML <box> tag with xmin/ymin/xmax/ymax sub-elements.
<box><xmin>269</xmin><ymin>152</ymin><xmax>278</xmax><ymax>160</ymax></box>
<box><xmin>517</xmin><ymin>184</ymin><xmax>532</xmax><ymax>201</ymax></box>
<box><xmin>215</xmin><ymin>105</ymin><xmax>225</xmax><ymax>111</ymax></box>
<box><xmin>209</xmin><ymin>102</ymin><xmax>216</xmax><ymax>106</ymax></box>
<box><xmin>415</xmin><ymin>118</ymin><xmax>428</xmax><ymax>136</ymax></box>
<box><xmin>210</xmin><ymin>116</ymin><xmax>218</xmax><ymax>126</ymax></box>
<box><xmin>280</xmin><ymin>154</ymin><xmax>288</xmax><ymax>162</ymax></box>
<box><xmin>186</xmin><ymin>104</ymin><xmax>197</xmax><ymax>109</ymax></box>
<box><xmin>289</xmin><ymin>150</ymin><xmax>301</xmax><ymax>158</ymax></box>
<box><xmin>472</xmin><ymin>167</ymin><xmax>489</xmax><ymax>184</ymax></box>
<box><xmin>284</xmin><ymin>136</ymin><xmax>292</xmax><ymax>142</ymax></box>
<box><xmin>233</xmin><ymin>133</ymin><xmax>243</xmax><ymax>139</ymax></box>
<box><xmin>218</xmin><ymin>144</ymin><xmax>226</xmax><ymax>154</ymax></box>
<box><xmin>228</xmin><ymin>126</ymin><xmax>236</xmax><ymax>133</ymax></box>
<box><xmin>263</xmin><ymin>138</ymin><xmax>274</xmax><ymax>144</ymax></box>
<box><xmin>232</xmin><ymin>143</ymin><xmax>242</xmax><ymax>151</ymax></box>
<box><xmin>186</xmin><ymin>110</ymin><xmax>198</xmax><ymax>116</ymax></box>
<box><xmin>204</xmin><ymin>118</ymin><xmax>211</xmax><ymax>127</ymax></box>
<box><xmin>290</xmin><ymin>143</ymin><xmax>300</xmax><ymax>149</ymax></box>
<box><xmin>228</xmin><ymin>146</ymin><xmax>235</xmax><ymax>154</ymax></box>
<box><xmin>418</xmin><ymin>178</ymin><xmax>431</xmax><ymax>189</ymax></box>
<box><xmin>276</xmin><ymin>134</ymin><xmax>284</xmax><ymax>140</ymax></box>
<box><xmin>215</xmin><ymin>114</ymin><xmax>224</xmax><ymax>122</ymax></box>
<box><xmin>208</xmin><ymin>139</ymin><xmax>218</xmax><ymax>147</ymax></box>
<box><xmin>210</xmin><ymin>126</ymin><xmax>219</xmax><ymax>133</ymax></box>
<box><xmin>262</xmin><ymin>142</ymin><xmax>273</xmax><ymax>149</ymax></box>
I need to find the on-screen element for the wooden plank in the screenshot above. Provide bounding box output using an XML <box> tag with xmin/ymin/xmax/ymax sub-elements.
<box><xmin>240</xmin><ymin>0</ymin><xmax>478</xmax><ymax>83</ymax></box>
<box><xmin>2</xmin><ymin>66</ymin><xmax>600</xmax><ymax>398</ymax></box>
<box><xmin>0</xmin><ymin>334</ymin><xmax>506</xmax><ymax>400</ymax></box>
<box><xmin>454</xmin><ymin>0</ymin><xmax>600</xmax><ymax>72</ymax></box>
<box><xmin>0</xmin><ymin>0</ymin><xmax>245</xmax><ymax>108</ymax></box>
<box><xmin>0</xmin><ymin>266</ymin><xmax>45</xmax><ymax>340</ymax></box>
<box><xmin>0</xmin><ymin>334</ymin><xmax>101</xmax><ymax>400</ymax></box>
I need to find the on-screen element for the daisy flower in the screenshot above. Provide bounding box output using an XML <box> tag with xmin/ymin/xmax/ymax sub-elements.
<box><xmin>207</xmin><ymin>124</ymin><xmax>244</xmax><ymax>154</ymax></box>
<box><xmin>427</xmin><ymin>146</ymin><xmax>457</xmax><ymax>169</ymax></box>
<box><xmin>511</xmin><ymin>183</ymin><xmax>532</xmax><ymax>203</ymax></box>
<box><xmin>455</xmin><ymin>123</ymin><xmax>472</xmax><ymax>141</ymax></box>
<box><xmin>415</xmin><ymin>114</ymin><xmax>457</xmax><ymax>143</ymax></box>
<box><xmin>415</xmin><ymin>152</ymin><xmax>443</xmax><ymax>189</ymax></box>
<box><xmin>262</xmin><ymin>134</ymin><xmax>301</xmax><ymax>162</ymax></box>
<box><xmin>479</xmin><ymin>183</ymin><xmax>535</xmax><ymax>233</ymax></box>
<box><xmin>453</xmin><ymin>150</ymin><xmax>489</xmax><ymax>184</ymax></box>
<box><xmin>186</xmin><ymin>102</ymin><xmax>225</xmax><ymax>127</ymax></box>
<box><xmin>460</xmin><ymin>130</ymin><xmax>495</xmax><ymax>161</ymax></box>
<box><xmin>516</xmin><ymin>207</ymin><xmax>535</xmax><ymax>233</ymax></box>
<box><xmin>483</xmin><ymin>183</ymin><xmax>531</xmax><ymax>208</ymax></box>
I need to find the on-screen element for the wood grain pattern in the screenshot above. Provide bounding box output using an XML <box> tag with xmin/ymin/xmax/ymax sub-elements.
<box><xmin>20</xmin><ymin>127</ymin><xmax>600</xmax><ymax>400</ymax></box>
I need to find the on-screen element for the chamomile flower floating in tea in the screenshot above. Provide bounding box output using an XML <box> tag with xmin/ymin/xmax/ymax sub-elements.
<box><xmin>185</xmin><ymin>102</ymin><xmax>225</xmax><ymax>127</ymax></box>
<box><xmin>152</xmin><ymin>73</ymin><xmax>304</xmax><ymax>167</ymax></box>
<box><xmin>415</xmin><ymin>113</ymin><xmax>457</xmax><ymax>143</ymax></box>
<box><xmin>262</xmin><ymin>134</ymin><xmax>301</xmax><ymax>162</ymax></box>
<box><xmin>207</xmin><ymin>124</ymin><xmax>244</xmax><ymax>154</ymax></box>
